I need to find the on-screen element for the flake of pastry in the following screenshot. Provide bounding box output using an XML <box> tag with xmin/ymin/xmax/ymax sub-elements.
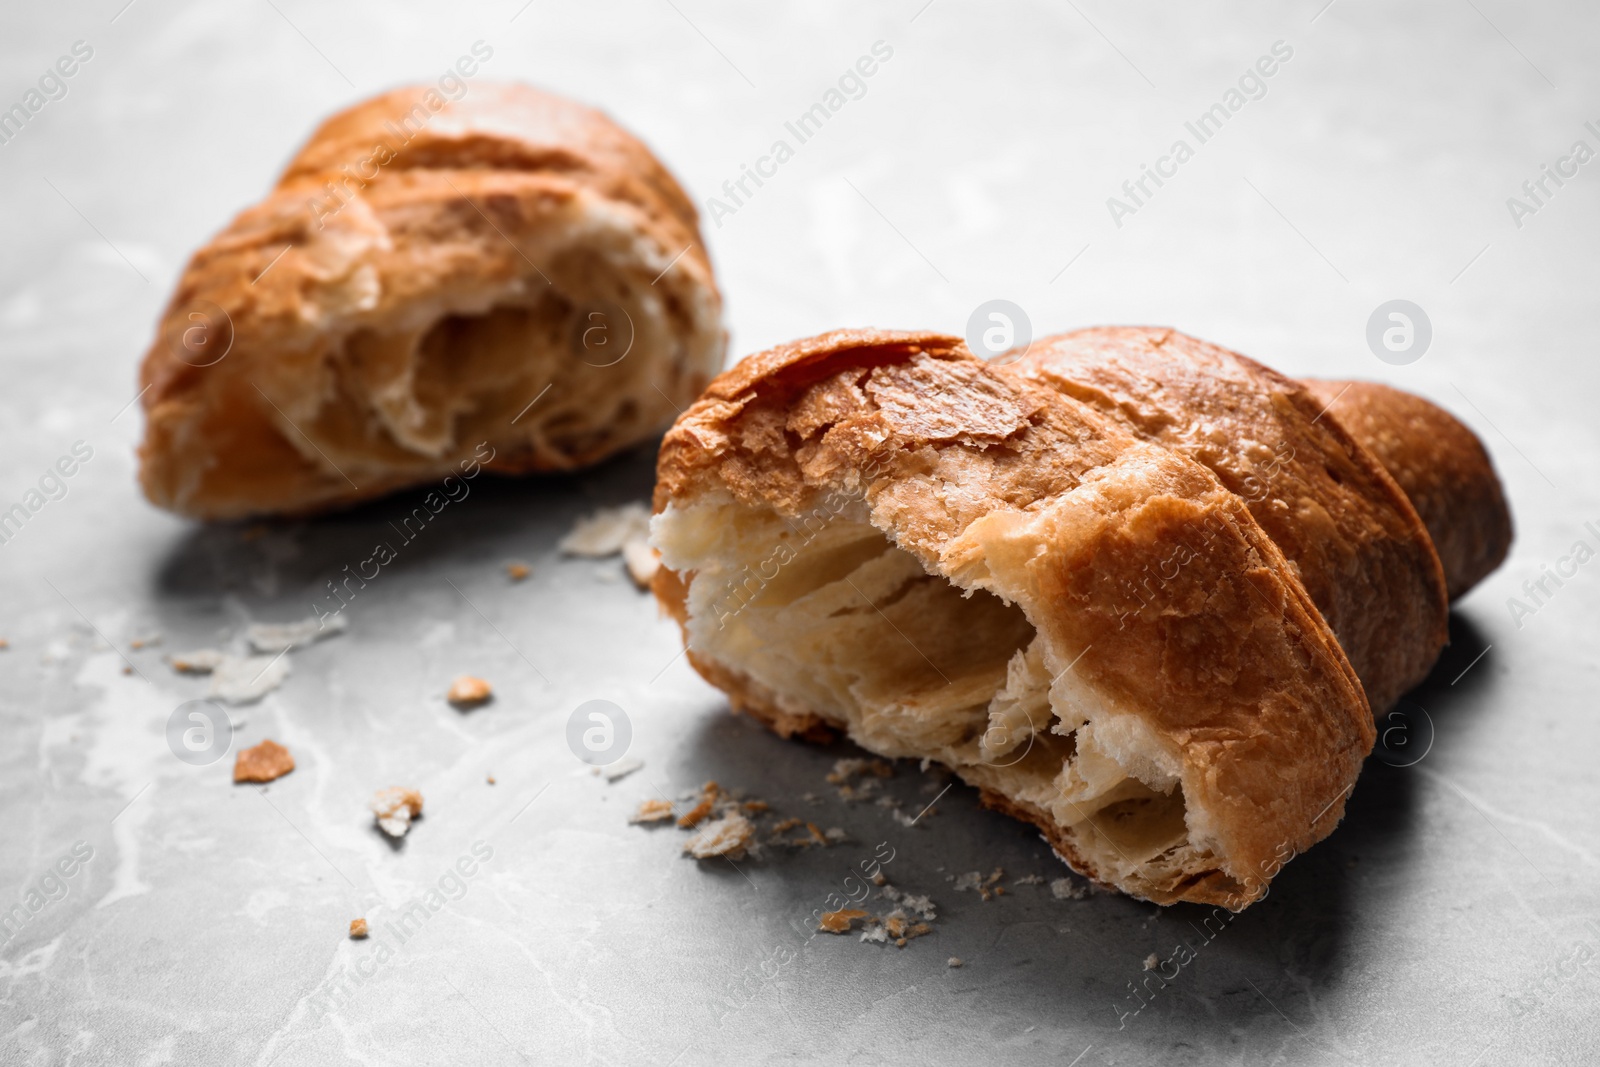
<box><xmin>247</xmin><ymin>615</ymin><xmax>347</xmax><ymax>654</ymax></box>
<box><xmin>682</xmin><ymin>812</ymin><xmax>754</xmax><ymax>859</ymax></box>
<box><xmin>233</xmin><ymin>739</ymin><xmax>295</xmax><ymax>783</ymax></box>
<box><xmin>818</xmin><ymin>908</ymin><xmax>869</xmax><ymax>934</ymax></box>
<box><xmin>447</xmin><ymin>675</ymin><xmax>493</xmax><ymax>708</ymax></box>
<box><xmin>603</xmin><ymin>757</ymin><xmax>644</xmax><ymax>782</ymax></box>
<box><xmin>560</xmin><ymin>503</ymin><xmax>651</xmax><ymax>557</ymax></box>
<box><xmin>622</xmin><ymin>536</ymin><xmax>661</xmax><ymax>589</ymax></box>
<box><xmin>371</xmin><ymin>787</ymin><xmax>424</xmax><ymax>837</ymax></box>
<box><xmin>631</xmin><ymin>798</ymin><xmax>676</xmax><ymax>824</ymax></box>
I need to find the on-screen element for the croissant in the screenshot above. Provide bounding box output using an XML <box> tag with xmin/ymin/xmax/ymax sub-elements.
<box><xmin>1008</xmin><ymin>326</ymin><xmax>1509</xmax><ymax>715</ymax></box>
<box><xmin>138</xmin><ymin>82</ymin><xmax>723</xmax><ymax>519</ymax></box>
<box><xmin>649</xmin><ymin>328</ymin><xmax>1510</xmax><ymax>909</ymax></box>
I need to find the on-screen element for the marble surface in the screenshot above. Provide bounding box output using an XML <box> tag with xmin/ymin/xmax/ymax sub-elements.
<box><xmin>2</xmin><ymin>1</ymin><xmax>1598</xmax><ymax>1064</ymax></box>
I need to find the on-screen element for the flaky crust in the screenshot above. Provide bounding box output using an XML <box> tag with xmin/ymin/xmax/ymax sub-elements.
<box><xmin>1301</xmin><ymin>380</ymin><xmax>1513</xmax><ymax>599</ymax></box>
<box><xmin>139</xmin><ymin>82</ymin><xmax>723</xmax><ymax>519</ymax></box>
<box><xmin>653</xmin><ymin>329</ymin><xmax>1373</xmax><ymax>908</ymax></box>
<box><xmin>1008</xmin><ymin>327</ymin><xmax>1449</xmax><ymax>715</ymax></box>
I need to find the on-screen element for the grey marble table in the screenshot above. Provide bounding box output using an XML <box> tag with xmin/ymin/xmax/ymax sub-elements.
<box><xmin>2</xmin><ymin>1</ymin><xmax>1597</xmax><ymax>1064</ymax></box>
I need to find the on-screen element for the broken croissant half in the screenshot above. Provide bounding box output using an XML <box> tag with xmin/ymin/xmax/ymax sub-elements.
<box><xmin>650</xmin><ymin>328</ymin><xmax>1510</xmax><ymax>909</ymax></box>
<box><xmin>139</xmin><ymin>82</ymin><xmax>723</xmax><ymax>519</ymax></box>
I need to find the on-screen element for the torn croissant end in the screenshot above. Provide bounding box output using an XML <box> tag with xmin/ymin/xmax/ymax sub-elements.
<box><xmin>648</xmin><ymin>328</ymin><xmax>1505</xmax><ymax>910</ymax></box>
<box><xmin>137</xmin><ymin>82</ymin><xmax>724</xmax><ymax>520</ymax></box>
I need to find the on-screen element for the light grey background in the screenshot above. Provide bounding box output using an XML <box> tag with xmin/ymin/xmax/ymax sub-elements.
<box><xmin>2</xmin><ymin>1</ymin><xmax>1597</xmax><ymax>1064</ymax></box>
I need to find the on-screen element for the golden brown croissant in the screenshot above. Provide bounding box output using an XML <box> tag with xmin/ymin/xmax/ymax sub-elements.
<box><xmin>648</xmin><ymin>328</ymin><xmax>1510</xmax><ymax>909</ymax></box>
<box><xmin>1300</xmin><ymin>378</ymin><xmax>1513</xmax><ymax>600</ymax></box>
<box><xmin>139</xmin><ymin>82</ymin><xmax>723</xmax><ymax>519</ymax></box>
<box><xmin>1011</xmin><ymin>327</ymin><xmax>1459</xmax><ymax>716</ymax></box>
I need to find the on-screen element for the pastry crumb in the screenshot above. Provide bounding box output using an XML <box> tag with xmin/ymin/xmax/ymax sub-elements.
<box><xmin>603</xmin><ymin>756</ymin><xmax>644</xmax><ymax>782</ymax></box>
<box><xmin>447</xmin><ymin>675</ymin><xmax>493</xmax><ymax>708</ymax></box>
<box><xmin>1144</xmin><ymin>953</ymin><xmax>1159</xmax><ymax>970</ymax></box>
<box><xmin>506</xmin><ymin>562</ymin><xmax>531</xmax><ymax>581</ymax></box>
<box><xmin>169</xmin><ymin>649</ymin><xmax>226</xmax><ymax>674</ymax></box>
<box><xmin>247</xmin><ymin>615</ymin><xmax>347</xmax><ymax>654</ymax></box>
<box><xmin>683</xmin><ymin>812</ymin><xmax>754</xmax><ymax>859</ymax></box>
<box><xmin>233</xmin><ymin>739</ymin><xmax>295</xmax><ymax>783</ymax></box>
<box><xmin>947</xmin><ymin>957</ymin><xmax>963</xmax><ymax>968</ymax></box>
<box><xmin>1050</xmin><ymin>877</ymin><xmax>1089</xmax><ymax>901</ymax></box>
<box><xmin>622</xmin><ymin>536</ymin><xmax>660</xmax><ymax>588</ymax></box>
<box><xmin>631</xmin><ymin>798</ymin><xmax>676</xmax><ymax>824</ymax></box>
<box><xmin>559</xmin><ymin>503</ymin><xmax>651</xmax><ymax>557</ymax></box>
<box><xmin>349</xmin><ymin>918</ymin><xmax>369</xmax><ymax>939</ymax></box>
<box><xmin>826</xmin><ymin>757</ymin><xmax>893</xmax><ymax>785</ymax></box>
<box><xmin>677</xmin><ymin>781</ymin><xmax>720</xmax><ymax>828</ymax></box>
<box><xmin>371</xmin><ymin>787</ymin><xmax>424</xmax><ymax>837</ymax></box>
<box><xmin>170</xmin><ymin>650</ymin><xmax>290</xmax><ymax>704</ymax></box>
<box><xmin>0</xmin><ymin>638</ymin><xmax>10</xmax><ymax>650</ymax></box>
<box><xmin>818</xmin><ymin>908</ymin><xmax>869</xmax><ymax>934</ymax></box>
<box><xmin>954</xmin><ymin>868</ymin><xmax>1005</xmax><ymax>901</ymax></box>
<box><xmin>486</xmin><ymin>774</ymin><xmax>496</xmax><ymax>785</ymax></box>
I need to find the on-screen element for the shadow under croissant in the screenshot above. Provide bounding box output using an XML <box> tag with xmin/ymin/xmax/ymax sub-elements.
<box><xmin>144</xmin><ymin>439</ymin><xmax>662</xmax><ymax>603</ymax></box>
<box><xmin>666</xmin><ymin>610</ymin><xmax>1498</xmax><ymax>1050</ymax></box>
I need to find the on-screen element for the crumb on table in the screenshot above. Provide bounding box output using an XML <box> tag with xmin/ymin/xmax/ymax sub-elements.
<box><xmin>233</xmin><ymin>739</ymin><xmax>295</xmax><ymax>784</ymax></box>
<box><xmin>676</xmin><ymin>781</ymin><xmax>720</xmax><ymax>828</ymax></box>
<box><xmin>947</xmin><ymin>957</ymin><xmax>963</xmax><ymax>968</ymax></box>
<box><xmin>682</xmin><ymin>812</ymin><xmax>754</xmax><ymax>859</ymax></box>
<box><xmin>447</xmin><ymin>675</ymin><xmax>493</xmax><ymax>708</ymax></box>
<box><xmin>631</xmin><ymin>797</ymin><xmax>676</xmax><ymax>824</ymax></box>
<box><xmin>349</xmin><ymin>918</ymin><xmax>369</xmax><ymax>939</ymax></box>
<box><xmin>818</xmin><ymin>908</ymin><xmax>869</xmax><ymax>934</ymax></box>
<box><xmin>622</xmin><ymin>537</ymin><xmax>660</xmax><ymax>588</ymax></box>
<box><xmin>506</xmin><ymin>562</ymin><xmax>531</xmax><ymax>581</ymax></box>
<box><xmin>371</xmin><ymin>787</ymin><xmax>425</xmax><ymax>837</ymax></box>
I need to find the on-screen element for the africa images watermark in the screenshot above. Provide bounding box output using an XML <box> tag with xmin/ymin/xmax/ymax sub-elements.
<box><xmin>1105</xmin><ymin>39</ymin><xmax>1295</xmax><ymax>229</ymax></box>
<box><xmin>1506</xmin><ymin>919</ymin><xmax>1600</xmax><ymax>1020</ymax></box>
<box><xmin>0</xmin><ymin>39</ymin><xmax>94</xmax><ymax>149</ymax></box>
<box><xmin>306</xmin><ymin>40</ymin><xmax>495</xmax><ymax>230</ymax></box>
<box><xmin>1</xmin><ymin>841</ymin><xmax>95</xmax><ymax>956</ymax></box>
<box><xmin>703</xmin><ymin>40</ymin><xmax>895</xmax><ymax>228</ymax></box>
<box><xmin>709</xmin><ymin>449</ymin><xmax>896</xmax><ymax>628</ymax></box>
<box><xmin>1504</xmin><ymin>518</ymin><xmax>1600</xmax><ymax>630</ymax></box>
<box><xmin>1505</xmin><ymin>118</ymin><xmax>1600</xmax><ymax>230</ymax></box>
<box><xmin>1113</xmin><ymin>836</ymin><xmax>1299</xmax><ymax>1029</ymax></box>
<box><xmin>310</xmin><ymin>443</ymin><xmax>496</xmax><ymax>626</ymax></box>
<box><xmin>1110</xmin><ymin>439</ymin><xmax>1296</xmax><ymax>628</ymax></box>
<box><xmin>0</xmin><ymin>440</ymin><xmax>96</xmax><ymax>549</ymax></box>
<box><xmin>308</xmin><ymin>841</ymin><xmax>496</xmax><ymax>1021</ymax></box>
<box><xmin>708</xmin><ymin>840</ymin><xmax>898</xmax><ymax>1029</ymax></box>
